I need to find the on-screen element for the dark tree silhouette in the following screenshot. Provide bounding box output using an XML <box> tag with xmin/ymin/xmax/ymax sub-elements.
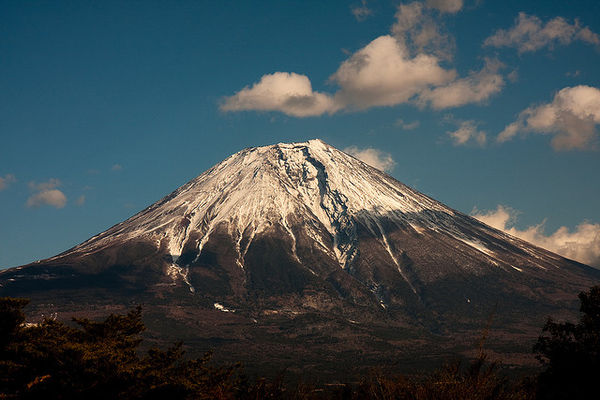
<box><xmin>534</xmin><ymin>286</ymin><xmax>600</xmax><ymax>399</ymax></box>
<box><xmin>7</xmin><ymin>289</ymin><xmax>599</xmax><ymax>400</ymax></box>
<box><xmin>0</xmin><ymin>298</ymin><xmax>245</xmax><ymax>399</ymax></box>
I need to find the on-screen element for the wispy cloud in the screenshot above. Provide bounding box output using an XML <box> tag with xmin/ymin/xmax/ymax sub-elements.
<box><xmin>392</xmin><ymin>0</ymin><xmax>463</xmax><ymax>61</ymax></box>
<box><xmin>395</xmin><ymin>119</ymin><xmax>420</xmax><ymax>130</ymax></box>
<box><xmin>0</xmin><ymin>174</ymin><xmax>16</xmax><ymax>191</ymax></box>
<box><xmin>425</xmin><ymin>0</ymin><xmax>463</xmax><ymax>14</ymax></box>
<box><xmin>484</xmin><ymin>12</ymin><xmax>600</xmax><ymax>53</ymax></box>
<box><xmin>498</xmin><ymin>85</ymin><xmax>600</xmax><ymax>150</ymax></box>
<box><xmin>26</xmin><ymin>179</ymin><xmax>67</xmax><ymax>209</ymax></box>
<box><xmin>28</xmin><ymin>179</ymin><xmax>61</xmax><ymax>192</ymax></box>
<box><xmin>111</xmin><ymin>164</ymin><xmax>123</xmax><ymax>171</ymax></box>
<box><xmin>446</xmin><ymin>120</ymin><xmax>487</xmax><ymax>146</ymax></box>
<box><xmin>351</xmin><ymin>0</ymin><xmax>373</xmax><ymax>22</ymax></box>
<box><xmin>75</xmin><ymin>195</ymin><xmax>86</xmax><ymax>206</ymax></box>
<box><xmin>472</xmin><ymin>205</ymin><xmax>600</xmax><ymax>268</ymax></box>
<box><xmin>344</xmin><ymin>146</ymin><xmax>396</xmax><ymax>172</ymax></box>
<box><xmin>418</xmin><ymin>59</ymin><xmax>504</xmax><ymax>109</ymax></box>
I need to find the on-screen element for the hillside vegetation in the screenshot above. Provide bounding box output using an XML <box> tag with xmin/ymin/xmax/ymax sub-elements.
<box><xmin>1</xmin><ymin>286</ymin><xmax>599</xmax><ymax>399</ymax></box>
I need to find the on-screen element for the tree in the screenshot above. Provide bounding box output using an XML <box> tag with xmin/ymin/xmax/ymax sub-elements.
<box><xmin>534</xmin><ymin>285</ymin><xmax>600</xmax><ymax>399</ymax></box>
<box><xmin>0</xmin><ymin>297</ymin><xmax>29</xmax><ymax>350</ymax></box>
<box><xmin>0</xmin><ymin>298</ymin><xmax>245</xmax><ymax>399</ymax></box>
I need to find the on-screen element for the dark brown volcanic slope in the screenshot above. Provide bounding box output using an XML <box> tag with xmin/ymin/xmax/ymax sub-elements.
<box><xmin>1</xmin><ymin>139</ymin><xmax>598</xmax><ymax>376</ymax></box>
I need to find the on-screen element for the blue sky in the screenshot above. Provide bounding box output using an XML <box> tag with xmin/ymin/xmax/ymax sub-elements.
<box><xmin>1</xmin><ymin>0</ymin><xmax>599</xmax><ymax>269</ymax></box>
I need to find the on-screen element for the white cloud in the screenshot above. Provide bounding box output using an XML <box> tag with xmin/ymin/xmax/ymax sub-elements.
<box><xmin>220</xmin><ymin>72</ymin><xmax>338</xmax><ymax>117</ymax></box>
<box><xmin>498</xmin><ymin>85</ymin><xmax>600</xmax><ymax>150</ymax></box>
<box><xmin>351</xmin><ymin>0</ymin><xmax>372</xmax><ymax>21</ymax></box>
<box><xmin>0</xmin><ymin>174</ymin><xmax>16</xmax><ymax>191</ymax></box>
<box><xmin>343</xmin><ymin>146</ymin><xmax>396</xmax><ymax>172</ymax></box>
<box><xmin>484</xmin><ymin>13</ymin><xmax>600</xmax><ymax>53</ymax></box>
<box><xmin>27</xmin><ymin>189</ymin><xmax>67</xmax><ymax>209</ymax></box>
<box><xmin>75</xmin><ymin>195</ymin><xmax>86</xmax><ymax>206</ymax></box>
<box><xmin>26</xmin><ymin>179</ymin><xmax>67</xmax><ymax>209</ymax></box>
<box><xmin>111</xmin><ymin>164</ymin><xmax>123</xmax><ymax>171</ymax></box>
<box><xmin>331</xmin><ymin>35</ymin><xmax>455</xmax><ymax>110</ymax></box>
<box><xmin>472</xmin><ymin>205</ymin><xmax>600</xmax><ymax>268</ymax></box>
<box><xmin>418</xmin><ymin>59</ymin><xmax>504</xmax><ymax>109</ymax></box>
<box><xmin>472</xmin><ymin>205</ymin><xmax>517</xmax><ymax>231</ymax></box>
<box><xmin>222</xmin><ymin>2</ymin><xmax>503</xmax><ymax>117</ymax></box>
<box><xmin>447</xmin><ymin>120</ymin><xmax>487</xmax><ymax>146</ymax></box>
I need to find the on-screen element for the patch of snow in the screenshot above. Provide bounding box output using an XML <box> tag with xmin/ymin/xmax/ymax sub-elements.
<box><xmin>280</xmin><ymin>215</ymin><xmax>301</xmax><ymax>264</ymax></box>
<box><xmin>374</xmin><ymin>220</ymin><xmax>417</xmax><ymax>294</ymax></box>
<box><xmin>456</xmin><ymin>237</ymin><xmax>495</xmax><ymax>257</ymax></box>
<box><xmin>167</xmin><ymin>263</ymin><xmax>195</xmax><ymax>293</ymax></box>
<box><xmin>409</xmin><ymin>223</ymin><xmax>425</xmax><ymax>234</ymax></box>
<box><xmin>213</xmin><ymin>302</ymin><xmax>235</xmax><ymax>312</ymax></box>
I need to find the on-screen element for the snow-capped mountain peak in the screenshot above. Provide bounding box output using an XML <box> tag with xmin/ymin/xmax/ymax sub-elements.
<box><xmin>63</xmin><ymin>139</ymin><xmax>451</xmax><ymax>268</ymax></box>
<box><xmin>4</xmin><ymin>141</ymin><xmax>599</xmax><ymax>379</ymax></box>
<box><xmin>31</xmin><ymin>139</ymin><xmax>594</xmax><ymax>304</ymax></box>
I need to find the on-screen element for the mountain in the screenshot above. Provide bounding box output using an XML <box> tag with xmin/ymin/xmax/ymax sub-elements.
<box><xmin>1</xmin><ymin>139</ymin><xmax>599</xmax><ymax>377</ymax></box>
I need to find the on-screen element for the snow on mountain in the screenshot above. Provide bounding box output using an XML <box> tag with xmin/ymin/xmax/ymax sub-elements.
<box><xmin>60</xmin><ymin>140</ymin><xmax>447</xmax><ymax>260</ymax></box>
<box><xmin>3</xmin><ymin>139</ymin><xmax>599</xmax><ymax>376</ymax></box>
<box><xmin>46</xmin><ymin>139</ymin><xmax>587</xmax><ymax>295</ymax></box>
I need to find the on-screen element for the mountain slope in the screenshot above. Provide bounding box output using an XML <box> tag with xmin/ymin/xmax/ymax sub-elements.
<box><xmin>1</xmin><ymin>139</ymin><xmax>598</xmax><ymax>375</ymax></box>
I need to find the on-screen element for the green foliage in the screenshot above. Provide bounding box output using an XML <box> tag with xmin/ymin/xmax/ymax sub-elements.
<box><xmin>534</xmin><ymin>285</ymin><xmax>600</xmax><ymax>400</ymax></box>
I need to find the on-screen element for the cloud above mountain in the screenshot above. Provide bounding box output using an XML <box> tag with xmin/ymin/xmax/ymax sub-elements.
<box><xmin>446</xmin><ymin>120</ymin><xmax>487</xmax><ymax>146</ymax></box>
<box><xmin>221</xmin><ymin>1</ymin><xmax>504</xmax><ymax>117</ymax></box>
<box><xmin>417</xmin><ymin>59</ymin><xmax>504</xmax><ymax>109</ymax></box>
<box><xmin>391</xmin><ymin>0</ymin><xmax>460</xmax><ymax>61</ymax></box>
<box><xmin>220</xmin><ymin>72</ymin><xmax>338</xmax><ymax>117</ymax></box>
<box><xmin>343</xmin><ymin>146</ymin><xmax>396</xmax><ymax>172</ymax></box>
<box><xmin>331</xmin><ymin>35</ymin><xmax>455</xmax><ymax>110</ymax></box>
<box><xmin>473</xmin><ymin>205</ymin><xmax>600</xmax><ymax>268</ymax></box>
<box><xmin>498</xmin><ymin>85</ymin><xmax>600</xmax><ymax>150</ymax></box>
<box><xmin>26</xmin><ymin>179</ymin><xmax>67</xmax><ymax>209</ymax></box>
<box><xmin>485</xmin><ymin>13</ymin><xmax>600</xmax><ymax>53</ymax></box>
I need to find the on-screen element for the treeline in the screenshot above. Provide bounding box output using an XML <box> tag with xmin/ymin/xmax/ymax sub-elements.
<box><xmin>1</xmin><ymin>286</ymin><xmax>599</xmax><ymax>399</ymax></box>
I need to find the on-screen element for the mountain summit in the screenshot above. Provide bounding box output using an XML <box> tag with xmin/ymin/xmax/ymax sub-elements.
<box><xmin>2</xmin><ymin>139</ymin><xmax>599</xmax><ymax>374</ymax></box>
